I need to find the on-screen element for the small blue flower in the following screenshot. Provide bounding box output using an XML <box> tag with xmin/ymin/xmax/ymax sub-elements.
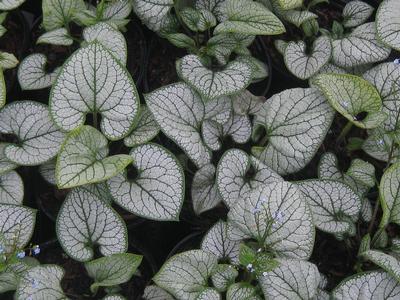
<box><xmin>16</xmin><ymin>251</ymin><xmax>25</xmax><ymax>259</ymax></box>
<box><xmin>377</xmin><ymin>139</ymin><xmax>384</xmax><ymax>146</ymax></box>
<box><xmin>394</xmin><ymin>58</ymin><xmax>400</xmax><ymax>65</ymax></box>
<box><xmin>32</xmin><ymin>245</ymin><xmax>40</xmax><ymax>256</ymax></box>
<box><xmin>31</xmin><ymin>278</ymin><xmax>39</xmax><ymax>288</ymax></box>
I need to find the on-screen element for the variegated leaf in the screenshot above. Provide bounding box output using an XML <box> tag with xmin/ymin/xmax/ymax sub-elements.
<box><xmin>196</xmin><ymin>0</ymin><xmax>225</xmax><ymax>22</ymax></box>
<box><xmin>211</xmin><ymin>264</ymin><xmax>238</xmax><ymax>292</ymax></box>
<box><xmin>0</xmin><ymin>70</ymin><xmax>4</xmax><ymax>108</ymax></box>
<box><xmin>50</xmin><ymin>42</ymin><xmax>139</xmax><ymax>140</ymax></box>
<box><xmin>346</xmin><ymin>159</ymin><xmax>375</xmax><ymax>188</ymax></box>
<box><xmin>101</xmin><ymin>0</ymin><xmax>132</xmax><ymax>27</ymax></box>
<box><xmin>362</xmin><ymin>128</ymin><xmax>399</xmax><ymax>162</ymax></box>
<box><xmin>56</xmin><ymin>188</ymin><xmax>127</xmax><ymax>261</ymax></box>
<box><xmin>39</xmin><ymin>159</ymin><xmax>56</xmax><ymax>185</ymax></box>
<box><xmin>132</xmin><ymin>0</ymin><xmax>174</xmax><ymax>31</ymax></box>
<box><xmin>342</xmin><ymin>0</ymin><xmax>374</xmax><ymax>28</ymax></box>
<box><xmin>216</xmin><ymin>149</ymin><xmax>282</xmax><ymax>208</ymax></box>
<box><xmin>275</xmin><ymin>0</ymin><xmax>302</xmax><ymax>10</ymax></box>
<box><xmin>376</xmin><ymin>0</ymin><xmax>400</xmax><ymax>51</ymax></box>
<box><xmin>0</xmin><ymin>0</ymin><xmax>25</xmax><ymax>10</ymax></box>
<box><xmin>228</xmin><ymin>181</ymin><xmax>314</xmax><ymax>259</ymax></box>
<box><xmin>362</xmin><ymin>250</ymin><xmax>400</xmax><ymax>283</ymax></box>
<box><xmin>232</xmin><ymin>90</ymin><xmax>264</xmax><ymax>116</ymax></box>
<box><xmin>177</xmin><ymin>54</ymin><xmax>252</xmax><ymax>100</ymax></box>
<box><xmin>197</xmin><ymin>288</ymin><xmax>221</xmax><ymax>300</ymax></box>
<box><xmin>226</xmin><ymin>283</ymin><xmax>261</xmax><ymax>300</ymax></box>
<box><xmin>18</xmin><ymin>54</ymin><xmax>59</xmax><ymax>90</ymax></box>
<box><xmin>0</xmin><ymin>143</ymin><xmax>17</xmax><ymax>175</ymax></box>
<box><xmin>0</xmin><ymin>101</ymin><xmax>65</xmax><ymax>166</ymax></box>
<box><xmin>102</xmin><ymin>295</ymin><xmax>126</xmax><ymax>300</ymax></box>
<box><xmin>42</xmin><ymin>0</ymin><xmax>85</xmax><ymax>31</ymax></box>
<box><xmin>0</xmin><ymin>51</ymin><xmax>18</xmax><ymax>69</ymax></box>
<box><xmin>204</xmin><ymin>96</ymin><xmax>232</xmax><ymax>125</ymax></box>
<box><xmin>253</xmin><ymin>87</ymin><xmax>334</xmax><ymax>175</ymax></box>
<box><xmin>280</xmin><ymin>9</ymin><xmax>317</xmax><ymax>28</ymax></box>
<box><xmin>284</xmin><ymin>36</ymin><xmax>331</xmax><ymax>80</ymax></box>
<box><xmin>313</xmin><ymin>73</ymin><xmax>386</xmax><ymax>129</ymax></box>
<box><xmin>37</xmin><ymin>28</ymin><xmax>73</xmax><ymax>46</ymax></box>
<box><xmin>0</xmin><ymin>170</ymin><xmax>23</xmax><ymax>205</ymax></box>
<box><xmin>145</xmin><ymin>82</ymin><xmax>211</xmax><ymax>168</ymax></box>
<box><xmin>153</xmin><ymin>250</ymin><xmax>218</xmax><ymax>300</ymax></box>
<box><xmin>143</xmin><ymin>285</ymin><xmax>174</xmax><ymax>300</ymax></box>
<box><xmin>107</xmin><ymin>143</ymin><xmax>184</xmax><ymax>221</ymax></box>
<box><xmin>380</xmin><ymin>162</ymin><xmax>400</xmax><ymax>226</ymax></box>
<box><xmin>56</xmin><ymin>125</ymin><xmax>132</xmax><ymax>189</ymax></box>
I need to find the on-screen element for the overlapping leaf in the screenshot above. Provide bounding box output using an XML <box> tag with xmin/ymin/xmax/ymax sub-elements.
<box><xmin>342</xmin><ymin>0</ymin><xmax>374</xmax><ymax>28</ymax></box>
<box><xmin>132</xmin><ymin>0</ymin><xmax>174</xmax><ymax>31</ymax></box>
<box><xmin>37</xmin><ymin>28</ymin><xmax>73</xmax><ymax>46</ymax></box>
<box><xmin>362</xmin><ymin>128</ymin><xmax>399</xmax><ymax>162</ymax></box>
<box><xmin>0</xmin><ymin>0</ymin><xmax>26</xmax><ymax>10</ymax></box>
<box><xmin>0</xmin><ymin>51</ymin><xmax>18</xmax><ymax>69</ymax></box>
<box><xmin>211</xmin><ymin>264</ymin><xmax>238</xmax><ymax>292</ymax></box>
<box><xmin>275</xmin><ymin>0</ymin><xmax>302</xmax><ymax>10</ymax></box>
<box><xmin>226</xmin><ymin>283</ymin><xmax>260</xmax><ymax>300</ymax></box>
<box><xmin>380</xmin><ymin>162</ymin><xmax>400</xmax><ymax>226</ymax></box>
<box><xmin>56</xmin><ymin>188</ymin><xmax>128</xmax><ymax>261</ymax></box>
<box><xmin>0</xmin><ymin>170</ymin><xmax>23</xmax><ymax>205</ymax></box>
<box><xmin>362</xmin><ymin>250</ymin><xmax>400</xmax><ymax>283</ymax></box>
<box><xmin>50</xmin><ymin>42</ymin><xmax>139</xmax><ymax>140</ymax></box>
<box><xmin>0</xmin><ymin>144</ymin><xmax>17</xmax><ymax>175</ymax></box>
<box><xmin>42</xmin><ymin>0</ymin><xmax>85</xmax><ymax>31</ymax></box>
<box><xmin>143</xmin><ymin>285</ymin><xmax>174</xmax><ymax>300</ymax></box>
<box><xmin>376</xmin><ymin>0</ymin><xmax>400</xmax><ymax>51</ymax></box>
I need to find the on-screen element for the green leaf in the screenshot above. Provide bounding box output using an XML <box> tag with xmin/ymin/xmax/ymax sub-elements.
<box><xmin>0</xmin><ymin>51</ymin><xmax>18</xmax><ymax>70</ymax></box>
<box><xmin>342</xmin><ymin>0</ymin><xmax>374</xmax><ymax>28</ymax></box>
<box><xmin>165</xmin><ymin>33</ymin><xmax>196</xmax><ymax>50</ymax></box>
<box><xmin>0</xmin><ymin>144</ymin><xmax>17</xmax><ymax>176</ymax></box>
<box><xmin>232</xmin><ymin>90</ymin><xmax>264</xmax><ymax>116</ymax></box>
<box><xmin>276</xmin><ymin>0</ymin><xmax>302</xmax><ymax>10</ymax></box>
<box><xmin>280</xmin><ymin>9</ymin><xmax>317</xmax><ymax>28</ymax></box>
<box><xmin>363</xmin><ymin>128</ymin><xmax>399</xmax><ymax>162</ymax></box>
<box><xmin>56</xmin><ymin>188</ymin><xmax>128</xmax><ymax>261</ymax></box>
<box><xmin>0</xmin><ymin>0</ymin><xmax>25</xmax><ymax>10</ymax></box>
<box><xmin>42</xmin><ymin>0</ymin><xmax>85</xmax><ymax>31</ymax></box>
<box><xmin>226</xmin><ymin>283</ymin><xmax>261</xmax><ymax>300</ymax></box>
<box><xmin>197</xmin><ymin>288</ymin><xmax>221</xmax><ymax>300</ymax></box>
<box><xmin>214</xmin><ymin>0</ymin><xmax>285</xmax><ymax>35</ymax></box>
<box><xmin>132</xmin><ymin>0</ymin><xmax>174</xmax><ymax>32</ymax></box>
<box><xmin>297</xmin><ymin>180</ymin><xmax>361</xmax><ymax>235</ymax></box>
<box><xmin>180</xmin><ymin>8</ymin><xmax>216</xmax><ymax>32</ymax></box>
<box><xmin>107</xmin><ymin>143</ymin><xmax>184</xmax><ymax>221</ymax></box>
<box><xmin>228</xmin><ymin>181</ymin><xmax>315</xmax><ymax>260</ymax></box>
<box><xmin>0</xmin><ymin>171</ymin><xmax>23</xmax><ymax>205</ymax></box>
<box><xmin>0</xmin><ymin>101</ymin><xmax>66</xmax><ymax>166</ymax></box>
<box><xmin>145</xmin><ymin>82</ymin><xmax>211</xmax><ymax>168</ymax></box>
<box><xmin>85</xmin><ymin>253</ymin><xmax>142</xmax><ymax>293</ymax></box>
<box><xmin>100</xmin><ymin>0</ymin><xmax>132</xmax><ymax>28</ymax></box>
<box><xmin>177</xmin><ymin>54</ymin><xmax>253</xmax><ymax>100</ymax></box>
<box><xmin>313</xmin><ymin>73</ymin><xmax>387</xmax><ymax>129</ymax></box>
<box><xmin>50</xmin><ymin>42</ymin><xmax>139</xmax><ymax>140</ymax></box>
<box><xmin>284</xmin><ymin>36</ymin><xmax>331</xmax><ymax>80</ymax></box>
<box><xmin>153</xmin><ymin>250</ymin><xmax>218</xmax><ymax>300</ymax></box>
<box><xmin>253</xmin><ymin>87</ymin><xmax>334</xmax><ymax>174</ymax></box>
<box><xmin>196</xmin><ymin>0</ymin><xmax>225</xmax><ymax>21</ymax></box>
<box><xmin>216</xmin><ymin>149</ymin><xmax>282</xmax><ymax>208</ymax></box>
<box><xmin>15</xmin><ymin>265</ymin><xmax>66</xmax><ymax>300</ymax></box>
<box><xmin>332</xmin><ymin>271</ymin><xmax>400</xmax><ymax>299</ymax></box>
<box><xmin>376</xmin><ymin>0</ymin><xmax>400</xmax><ymax>51</ymax></box>
<box><xmin>56</xmin><ymin>125</ymin><xmax>132</xmax><ymax>189</ymax></box>
<box><xmin>211</xmin><ymin>264</ymin><xmax>238</xmax><ymax>292</ymax></box>
<box><xmin>239</xmin><ymin>243</ymin><xmax>256</xmax><ymax>266</ymax></box>
<box><xmin>380</xmin><ymin>162</ymin><xmax>400</xmax><ymax>226</ymax></box>
<box><xmin>0</xmin><ymin>70</ymin><xmax>4</xmax><ymax>109</ymax></box>
<box><xmin>143</xmin><ymin>285</ymin><xmax>174</xmax><ymax>300</ymax></box>
<box><xmin>259</xmin><ymin>259</ymin><xmax>320</xmax><ymax>299</ymax></box>
<box><xmin>37</xmin><ymin>28</ymin><xmax>73</xmax><ymax>46</ymax></box>
<box><xmin>362</xmin><ymin>250</ymin><xmax>400</xmax><ymax>283</ymax></box>
<box><xmin>346</xmin><ymin>159</ymin><xmax>375</xmax><ymax>188</ymax></box>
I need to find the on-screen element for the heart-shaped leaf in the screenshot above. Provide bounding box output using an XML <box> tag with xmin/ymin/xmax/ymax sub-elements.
<box><xmin>107</xmin><ymin>143</ymin><xmax>184</xmax><ymax>221</ymax></box>
<box><xmin>154</xmin><ymin>250</ymin><xmax>218</xmax><ymax>300</ymax></box>
<box><xmin>145</xmin><ymin>82</ymin><xmax>211</xmax><ymax>168</ymax></box>
<box><xmin>331</xmin><ymin>22</ymin><xmax>390</xmax><ymax>68</ymax></box>
<box><xmin>313</xmin><ymin>73</ymin><xmax>387</xmax><ymax>129</ymax></box>
<box><xmin>0</xmin><ymin>144</ymin><xmax>17</xmax><ymax>175</ymax></box>
<box><xmin>363</xmin><ymin>62</ymin><xmax>400</xmax><ymax>131</ymax></box>
<box><xmin>177</xmin><ymin>54</ymin><xmax>253</xmax><ymax>100</ymax></box>
<box><xmin>216</xmin><ymin>149</ymin><xmax>282</xmax><ymax>208</ymax></box>
<box><xmin>284</xmin><ymin>36</ymin><xmax>331</xmax><ymax>80</ymax></box>
<box><xmin>228</xmin><ymin>181</ymin><xmax>314</xmax><ymax>260</ymax></box>
<box><xmin>18</xmin><ymin>54</ymin><xmax>59</xmax><ymax>90</ymax></box>
<box><xmin>214</xmin><ymin>0</ymin><xmax>285</xmax><ymax>35</ymax></box>
<box><xmin>50</xmin><ymin>42</ymin><xmax>139</xmax><ymax>140</ymax></box>
<box><xmin>0</xmin><ymin>204</ymin><xmax>36</xmax><ymax>252</ymax></box>
<box><xmin>380</xmin><ymin>162</ymin><xmax>400</xmax><ymax>226</ymax></box>
<box><xmin>143</xmin><ymin>285</ymin><xmax>174</xmax><ymax>300</ymax></box>
<box><xmin>362</xmin><ymin>250</ymin><xmax>400</xmax><ymax>283</ymax></box>
<box><xmin>0</xmin><ymin>0</ymin><xmax>25</xmax><ymax>10</ymax></box>
<box><xmin>42</xmin><ymin>0</ymin><xmax>85</xmax><ymax>31</ymax></box>
<box><xmin>192</xmin><ymin>164</ymin><xmax>222</xmax><ymax>215</ymax></box>
<box><xmin>56</xmin><ymin>125</ymin><xmax>132</xmax><ymax>189</ymax></box>
<box><xmin>123</xmin><ymin>106</ymin><xmax>160</xmax><ymax>147</ymax></box>
<box><xmin>297</xmin><ymin>180</ymin><xmax>361</xmax><ymax>235</ymax></box>
<box><xmin>83</xmin><ymin>22</ymin><xmax>127</xmax><ymax>65</ymax></box>
<box><xmin>342</xmin><ymin>0</ymin><xmax>374</xmax><ymax>28</ymax></box>
<box><xmin>85</xmin><ymin>253</ymin><xmax>142</xmax><ymax>293</ymax></box>
<box><xmin>332</xmin><ymin>271</ymin><xmax>400</xmax><ymax>299</ymax></box>
<box><xmin>132</xmin><ymin>0</ymin><xmax>174</xmax><ymax>31</ymax></box>
<box><xmin>259</xmin><ymin>259</ymin><xmax>320</xmax><ymax>300</ymax></box>
<box><xmin>15</xmin><ymin>265</ymin><xmax>66</xmax><ymax>300</ymax></box>
<box><xmin>0</xmin><ymin>101</ymin><xmax>66</xmax><ymax>166</ymax></box>
<box><xmin>376</xmin><ymin>0</ymin><xmax>400</xmax><ymax>51</ymax></box>
<box><xmin>0</xmin><ymin>51</ymin><xmax>18</xmax><ymax>70</ymax></box>
<box><xmin>0</xmin><ymin>170</ymin><xmax>23</xmax><ymax>205</ymax></box>
<box><xmin>201</xmin><ymin>221</ymin><xmax>240</xmax><ymax>265</ymax></box>
<box><xmin>56</xmin><ymin>188</ymin><xmax>128</xmax><ymax>261</ymax></box>
<box><xmin>37</xmin><ymin>28</ymin><xmax>73</xmax><ymax>46</ymax></box>
<box><xmin>253</xmin><ymin>87</ymin><xmax>334</xmax><ymax>175</ymax></box>
<box><xmin>226</xmin><ymin>283</ymin><xmax>260</xmax><ymax>300</ymax></box>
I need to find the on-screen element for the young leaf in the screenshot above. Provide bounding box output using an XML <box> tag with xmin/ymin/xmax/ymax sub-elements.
<box><xmin>342</xmin><ymin>0</ymin><xmax>374</xmax><ymax>28</ymax></box>
<box><xmin>56</xmin><ymin>188</ymin><xmax>128</xmax><ymax>261</ymax></box>
<box><xmin>279</xmin><ymin>9</ymin><xmax>317</xmax><ymax>28</ymax></box>
<box><xmin>346</xmin><ymin>159</ymin><xmax>375</xmax><ymax>188</ymax></box>
<box><xmin>101</xmin><ymin>0</ymin><xmax>132</xmax><ymax>27</ymax></box>
<box><xmin>0</xmin><ymin>101</ymin><xmax>66</xmax><ymax>166</ymax></box>
<box><xmin>0</xmin><ymin>51</ymin><xmax>18</xmax><ymax>69</ymax></box>
<box><xmin>226</xmin><ymin>283</ymin><xmax>261</xmax><ymax>300</ymax></box>
<box><xmin>50</xmin><ymin>42</ymin><xmax>139</xmax><ymax>140</ymax></box>
<box><xmin>107</xmin><ymin>143</ymin><xmax>184</xmax><ymax>221</ymax></box>
<box><xmin>331</xmin><ymin>22</ymin><xmax>390</xmax><ymax>68</ymax></box>
<box><xmin>192</xmin><ymin>164</ymin><xmax>222</xmax><ymax>215</ymax></box>
<box><xmin>276</xmin><ymin>0</ymin><xmax>303</xmax><ymax>10</ymax></box>
<box><xmin>15</xmin><ymin>265</ymin><xmax>66</xmax><ymax>300</ymax></box>
<box><xmin>196</xmin><ymin>0</ymin><xmax>225</xmax><ymax>22</ymax></box>
<box><xmin>216</xmin><ymin>149</ymin><xmax>282</xmax><ymax>208</ymax></box>
<box><xmin>42</xmin><ymin>0</ymin><xmax>85</xmax><ymax>31</ymax></box>
<box><xmin>211</xmin><ymin>264</ymin><xmax>238</xmax><ymax>292</ymax></box>
<box><xmin>201</xmin><ymin>221</ymin><xmax>240</xmax><ymax>265</ymax></box>
<box><xmin>253</xmin><ymin>87</ymin><xmax>334</xmax><ymax>175</ymax></box>
<box><xmin>153</xmin><ymin>250</ymin><xmax>218</xmax><ymax>300</ymax></box>
<box><xmin>332</xmin><ymin>271</ymin><xmax>400</xmax><ymax>299</ymax></box>
<box><xmin>143</xmin><ymin>285</ymin><xmax>174</xmax><ymax>300</ymax></box>
<box><xmin>0</xmin><ymin>171</ymin><xmax>23</xmax><ymax>205</ymax></box>
<box><xmin>123</xmin><ymin>106</ymin><xmax>160</xmax><ymax>147</ymax></box>
<box><xmin>0</xmin><ymin>143</ymin><xmax>17</xmax><ymax>175</ymax></box>
<box><xmin>85</xmin><ymin>253</ymin><xmax>142</xmax><ymax>293</ymax></box>
<box><xmin>313</xmin><ymin>73</ymin><xmax>386</xmax><ymax>129</ymax></box>
<box><xmin>132</xmin><ymin>0</ymin><xmax>174</xmax><ymax>31</ymax></box>
<box><xmin>0</xmin><ymin>0</ymin><xmax>25</xmax><ymax>10</ymax></box>
<box><xmin>259</xmin><ymin>259</ymin><xmax>320</xmax><ymax>300</ymax></box>
<box><xmin>228</xmin><ymin>181</ymin><xmax>314</xmax><ymax>260</ymax></box>
<box><xmin>214</xmin><ymin>0</ymin><xmax>285</xmax><ymax>35</ymax></box>
<box><xmin>380</xmin><ymin>162</ymin><xmax>400</xmax><ymax>226</ymax></box>
<box><xmin>376</xmin><ymin>0</ymin><xmax>400</xmax><ymax>51</ymax></box>
<box><xmin>83</xmin><ymin>22</ymin><xmax>127</xmax><ymax>65</ymax></box>
<box><xmin>56</xmin><ymin>125</ymin><xmax>132</xmax><ymax>189</ymax></box>
<box><xmin>362</xmin><ymin>128</ymin><xmax>399</xmax><ymax>162</ymax></box>
<box><xmin>284</xmin><ymin>36</ymin><xmax>331</xmax><ymax>80</ymax></box>
<box><xmin>18</xmin><ymin>54</ymin><xmax>59</xmax><ymax>90</ymax></box>
<box><xmin>0</xmin><ymin>204</ymin><xmax>36</xmax><ymax>252</ymax></box>
<box><xmin>297</xmin><ymin>180</ymin><xmax>361</xmax><ymax>235</ymax></box>
<box><xmin>37</xmin><ymin>28</ymin><xmax>73</xmax><ymax>46</ymax></box>
<box><xmin>145</xmin><ymin>82</ymin><xmax>211</xmax><ymax>168</ymax></box>
<box><xmin>177</xmin><ymin>54</ymin><xmax>253</xmax><ymax>100</ymax></box>
<box><xmin>165</xmin><ymin>33</ymin><xmax>196</xmax><ymax>50</ymax></box>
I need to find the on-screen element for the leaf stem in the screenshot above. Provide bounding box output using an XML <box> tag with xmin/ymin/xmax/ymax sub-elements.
<box><xmin>258</xmin><ymin>135</ymin><xmax>269</xmax><ymax>147</ymax></box>
<box><xmin>93</xmin><ymin>112</ymin><xmax>98</xmax><ymax>129</ymax></box>
<box><xmin>337</xmin><ymin>121</ymin><xmax>353</xmax><ymax>144</ymax></box>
